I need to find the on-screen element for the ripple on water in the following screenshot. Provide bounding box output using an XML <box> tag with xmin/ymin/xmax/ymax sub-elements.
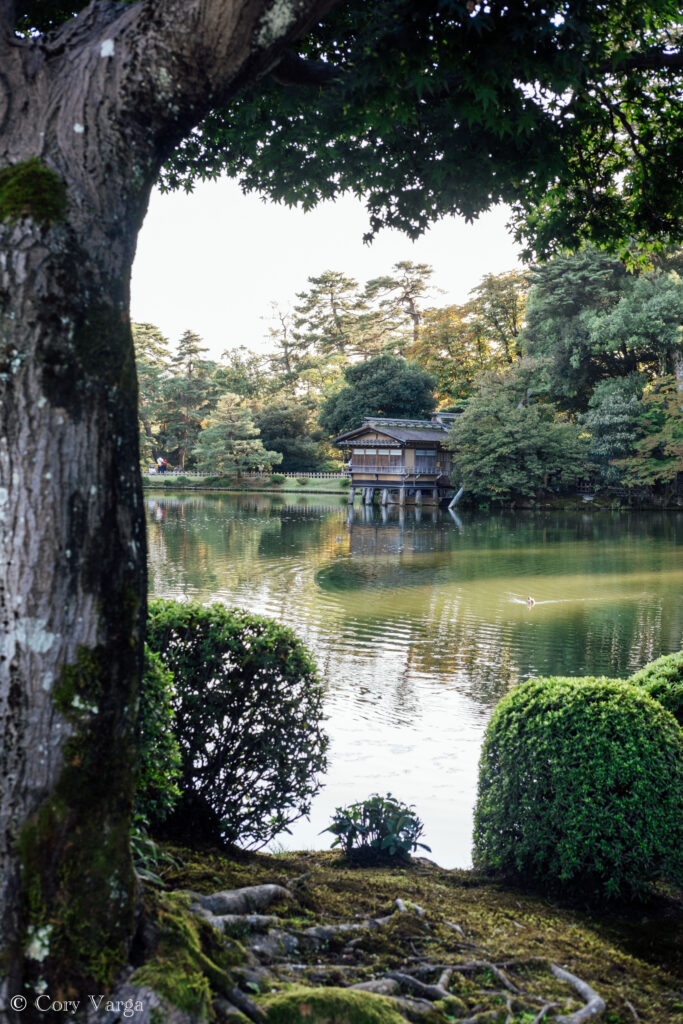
<box><xmin>147</xmin><ymin>496</ymin><xmax>683</xmax><ymax>867</ymax></box>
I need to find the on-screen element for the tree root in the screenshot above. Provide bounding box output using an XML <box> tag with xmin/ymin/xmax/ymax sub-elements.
<box><xmin>550</xmin><ymin>964</ymin><xmax>606</xmax><ymax>1024</ymax></box>
<box><xmin>183</xmin><ymin>885</ymin><xmax>608</xmax><ymax>1024</ymax></box>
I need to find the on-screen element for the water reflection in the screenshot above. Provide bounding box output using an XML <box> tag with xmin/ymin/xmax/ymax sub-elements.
<box><xmin>146</xmin><ymin>494</ymin><xmax>683</xmax><ymax>867</ymax></box>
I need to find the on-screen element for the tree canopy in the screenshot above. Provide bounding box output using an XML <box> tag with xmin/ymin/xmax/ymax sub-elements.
<box><xmin>319</xmin><ymin>355</ymin><xmax>437</xmax><ymax>437</ymax></box>
<box><xmin>13</xmin><ymin>0</ymin><xmax>683</xmax><ymax>258</ymax></box>
<box><xmin>161</xmin><ymin>0</ymin><xmax>683</xmax><ymax>258</ymax></box>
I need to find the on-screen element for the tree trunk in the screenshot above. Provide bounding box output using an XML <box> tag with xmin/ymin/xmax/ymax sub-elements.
<box><xmin>0</xmin><ymin>0</ymin><xmax>340</xmax><ymax>1009</ymax></box>
<box><xmin>0</xmin><ymin>208</ymin><xmax>146</xmax><ymax>1004</ymax></box>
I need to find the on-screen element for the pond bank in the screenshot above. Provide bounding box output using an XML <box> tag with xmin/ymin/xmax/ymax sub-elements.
<box><xmin>144</xmin><ymin>846</ymin><xmax>683</xmax><ymax>1023</ymax></box>
<box><xmin>143</xmin><ymin>476</ymin><xmax>682</xmax><ymax>510</ymax></box>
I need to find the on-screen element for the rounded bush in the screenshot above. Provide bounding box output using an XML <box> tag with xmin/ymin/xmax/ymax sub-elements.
<box><xmin>135</xmin><ymin>645</ymin><xmax>181</xmax><ymax>825</ymax></box>
<box><xmin>628</xmin><ymin>650</ymin><xmax>683</xmax><ymax>728</ymax></box>
<box><xmin>147</xmin><ymin>599</ymin><xmax>329</xmax><ymax>848</ymax></box>
<box><xmin>473</xmin><ymin>676</ymin><xmax>683</xmax><ymax>899</ymax></box>
<box><xmin>269</xmin><ymin>474</ymin><xmax>286</xmax><ymax>485</ymax></box>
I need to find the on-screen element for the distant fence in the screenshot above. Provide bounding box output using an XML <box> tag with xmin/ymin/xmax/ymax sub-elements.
<box><xmin>147</xmin><ymin>469</ymin><xmax>347</xmax><ymax>479</ymax></box>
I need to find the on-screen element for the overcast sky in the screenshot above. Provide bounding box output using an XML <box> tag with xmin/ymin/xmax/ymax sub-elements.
<box><xmin>130</xmin><ymin>178</ymin><xmax>523</xmax><ymax>361</ymax></box>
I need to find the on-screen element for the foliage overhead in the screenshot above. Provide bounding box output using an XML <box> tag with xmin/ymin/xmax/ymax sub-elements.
<box><xmin>146</xmin><ymin>599</ymin><xmax>328</xmax><ymax>849</ymax></box>
<box><xmin>474</xmin><ymin>676</ymin><xmax>683</xmax><ymax>899</ymax></box>
<box><xmin>160</xmin><ymin>0</ymin><xmax>683</xmax><ymax>258</ymax></box>
<box><xmin>13</xmin><ymin>2</ymin><xmax>683</xmax><ymax>259</ymax></box>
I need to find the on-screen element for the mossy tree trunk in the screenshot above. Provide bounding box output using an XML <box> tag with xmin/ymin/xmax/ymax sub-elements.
<box><xmin>0</xmin><ymin>0</ymin><xmax>337</xmax><ymax>1011</ymax></box>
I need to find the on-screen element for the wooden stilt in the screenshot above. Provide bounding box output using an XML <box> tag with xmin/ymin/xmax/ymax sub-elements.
<box><xmin>399</xmin><ymin>487</ymin><xmax>406</xmax><ymax>506</ymax></box>
<box><xmin>381</xmin><ymin>488</ymin><xmax>389</xmax><ymax>505</ymax></box>
<box><xmin>415</xmin><ymin>489</ymin><xmax>422</xmax><ymax>505</ymax></box>
<box><xmin>348</xmin><ymin>486</ymin><xmax>355</xmax><ymax>504</ymax></box>
<box><xmin>449</xmin><ymin>486</ymin><xmax>465</xmax><ymax>509</ymax></box>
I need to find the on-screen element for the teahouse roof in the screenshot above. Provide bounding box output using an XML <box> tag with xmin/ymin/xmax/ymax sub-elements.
<box><xmin>334</xmin><ymin>416</ymin><xmax>452</xmax><ymax>447</ymax></box>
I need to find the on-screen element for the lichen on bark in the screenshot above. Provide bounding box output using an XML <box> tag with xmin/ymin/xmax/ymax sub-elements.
<box><xmin>0</xmin><ymin>158</ymin><xmax>68</xmax><ymax>226</ymax></box>
<box><xmin>17</xmin><ymin>637</ymin><xmax>139</xmax><ymax>994</ymax></box>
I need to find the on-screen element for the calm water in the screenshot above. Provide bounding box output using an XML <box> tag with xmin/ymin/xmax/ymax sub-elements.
<box><xmin>146</xmin><ymin>493</ymin><xmax>683</xmax><ymax>867</ymax></box>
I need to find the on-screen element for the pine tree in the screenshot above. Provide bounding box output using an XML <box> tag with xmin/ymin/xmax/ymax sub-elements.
<box><xmin>192</xmin><ymin>394</ymin><xmax>282</xmax><ymax>475</ymax></box>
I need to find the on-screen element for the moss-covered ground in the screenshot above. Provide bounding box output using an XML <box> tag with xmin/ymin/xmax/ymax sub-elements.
<box><xmin>149</xmin><ymin>845</ymin><xmax>683</xmax><ymax>1023</ymax></box>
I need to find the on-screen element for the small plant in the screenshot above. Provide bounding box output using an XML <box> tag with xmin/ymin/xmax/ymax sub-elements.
<box><xmin>130</xmin><ymin>816</ymin><xmax>180</xmax><ymax>886</ymax></box>
<box><xmin>269</xmin><ymin>473</ymin><xmax>286</xmax><ymax>485</ymax></box>
<box><xmin>340</xmin><ymin>477</ymin><xmax>352</xmax><ymax>488</ymax></box>
<box><xmin>295</xmin><ymin>477</ymin><xmax>309</xmax><ymax>486</ymax></box>
<box><xmin>323</xmin><ymin>793</ymin><xmax>430</xmax><ymax>863</ymax></box>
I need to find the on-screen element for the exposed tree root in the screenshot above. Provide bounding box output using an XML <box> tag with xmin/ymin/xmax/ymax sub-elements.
<box><xmin>177</xmin><ymin>883</ymin><xmax>609</xmax><ymax>1024</ymax></box>
<box><xmin>551</xmin><ymin>964</ymin><xmax>607</xmax><ymax>1024</ymax></box>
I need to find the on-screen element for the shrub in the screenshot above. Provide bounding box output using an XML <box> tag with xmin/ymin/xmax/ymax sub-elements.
<box><xmin>135</xmin><ymin>646</ymin><xmax>182</xmax><ymax>825</ymax></box>
<box><xmin>269</xmin><ymin>474</ymin><xmax>286</xmax><ymax>485</ymax></box>
<box><xmin>324</xmin><ymin>793</ymin><xmax>430</xmax><ymax>864</ymax></box>
<box><xmin>339</xmin><ymin>477</ymin><xmax>352</xmax><ymax>488</ymax></box>
<box><xmin>628</xmin><ymin>651</ymin><xmax>683</xmax><ymax>728</ymax></box>
<box><xmin>147</xmin><ymin>599</ymin><xmax>329</xmax><ymax>848</ymax></box>
<box><xmin>473</xmin><ymin>676</ymin><xmax>683</xmax><ymax>899</ymax></box>
<box><xmin>295</xmin><ymin>477</ymin><xmax>309</xmax><ymax>486</ymax></box>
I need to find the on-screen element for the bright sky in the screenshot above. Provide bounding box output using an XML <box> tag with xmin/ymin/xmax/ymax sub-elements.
<box><xmin>130</xmin><ymin>178</ymin><xmax>523</xmax><ymax>361</ymax></box>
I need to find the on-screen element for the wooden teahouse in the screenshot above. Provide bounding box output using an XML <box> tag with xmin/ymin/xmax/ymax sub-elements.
<box><xmin>334</xmin><ymin>414</ymin><xmax>458</xmax><ymax>505</ymax></box>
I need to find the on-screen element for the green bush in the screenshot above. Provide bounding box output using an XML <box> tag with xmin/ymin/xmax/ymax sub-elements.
<box><xmin>147</xmin><ymin>599</ymin><xmax>329</xmax><ymax>848</ymax></box>
<box><xmin>269</xmin><ymin>474</ymin><xmax>286</xmax><ymax>485</ymax></box>
<box><xmin>295</xmin><ymin>477</ymin><xmax>309</xmax><ymax>486</ymax></box>
<box><xmin>324</xmin><ymin>793</ymin><xmax>430</xmax><ymax>864</ymax></box>
<box><xmin>474</xmin><ymin>676</ymin><xmax>683</xmax><ymax>899</ymax></box>
<box><xmin>339</xmin><ymin>477</ymin><xmax>352</xmax><ymax>488</ymax></box>
<box><xmin>628</xmin><ymin>651</ymin><xmax>683</xmax><ymax>728</ymax></box>
<box><xmin>135</xmin><ymin>646</ymin><xmax>182</xmax><ymax>825</ymax></box>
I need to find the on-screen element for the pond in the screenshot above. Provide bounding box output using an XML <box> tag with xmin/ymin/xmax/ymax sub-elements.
<box><xmin>146</xmin><ymin>492</ymin><xmax>683</xmax><ymax>868</ymax></box>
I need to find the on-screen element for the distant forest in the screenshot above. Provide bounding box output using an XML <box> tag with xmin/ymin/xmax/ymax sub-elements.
<box><xmin>136</xmin><ymin>246</ymin><xmax>683</xmax><ymax>503</ymax></box>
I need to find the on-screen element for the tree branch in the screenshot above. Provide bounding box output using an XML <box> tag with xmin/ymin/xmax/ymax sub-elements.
<box><xmin>597</xmin><ymin>47</ymin><xmax>683</xmax><ymax>74</ymax></box>
<box><xmin>270</xmin><ymin>49</ymin><xmax>342</xmax><ymax>87</ymax></box>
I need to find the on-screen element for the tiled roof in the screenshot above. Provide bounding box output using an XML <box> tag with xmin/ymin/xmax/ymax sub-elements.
<box><xmin>334</xmin><ymin>417</ymin><xmax>450</xmax><ymax>446</ymax></box>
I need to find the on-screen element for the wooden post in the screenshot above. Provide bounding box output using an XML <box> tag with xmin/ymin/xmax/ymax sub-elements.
<box><xmin>399</xmin><ymin>487</ymin><xmax>406</xmax><ymax>506</ymax></box>
<box><xmin>381</xmin><ymin>488</ymin><xmax>389</xmax><ymax>505</ymax></box>
<box><xmin>348</xmin><ymin>486</ymin><xmax>355</xmax><ymax>505</ymax></box>
<box><xmin>415</xmin><ymin>489</ymin><xmax>422</xmax><ymax>505</ymax></box>
<box><xmin>449</xmin><ymin>486</ymin><xmax>465</xmax><ymax>509</ymax></box>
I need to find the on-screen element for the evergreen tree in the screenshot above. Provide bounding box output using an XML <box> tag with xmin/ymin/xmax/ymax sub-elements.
<box><xmin>523</xmin><ymin>248</ymin><xmax>683</xmax><ymax>410</ymax></box>
<box><xmin>254</xmin><ymin>400</ymin><xmax>328</xmax><ymax>472</ymax></box>
<box><xmin>362</xmin><ymin>261</ymin><xmax>435</xmax><ymax>348</ymax></box>
<box><xmin>162</xmin><ymin>330</ymin><xmax>219</xmax><ymax>470</ymax></box>
<box><xmin>133</xmin><ymin>322</ymin><xmax>172</xmax><ymax>466</ymax></box>
<box><xmin>614</xmin><ymin>376</ymin><xmax>683</xmax><ymax>496</ymax></box>
<box><xmin>448</xmin><ymin>367</ymin><xmax>588</xmax><ymax>503</ymax></box>
<box><xmin>580</xmin><ymin>375</ymin><xmax>645</xmax><ymax>486</ymax></box>
<box><xmin>319</xmin><ymin>355</ymin><xmax>437</xmax><ymax>437</ymax></box>
<box><xmin>192</xmin><ymin>394</ymin><xmax>281</xmax><ymax>475</ymax></box>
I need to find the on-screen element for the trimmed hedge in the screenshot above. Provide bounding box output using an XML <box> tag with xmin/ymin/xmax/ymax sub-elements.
<box><xmin>135</xmin><ymin>646</ymin><xmax>181</xmax><ymax>825</ymax></box>
<box><xmin>628</xmin><ymin>650</ymin><xmax>683</xmax><ymax>728</ymax></box>
<box><xmin>474</xmin><ymin>676</ymin><xmax>683</xmax><ymax>899</ymax></box>
<box><xmin>147</xmin><ymin>599</ymin><xmax>328</xmax><ymax>848</ymax></box>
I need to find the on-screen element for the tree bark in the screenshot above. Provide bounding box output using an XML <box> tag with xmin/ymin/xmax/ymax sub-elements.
<box><xmin>0</xmin><ymin>0</ymin><xmax>338</xmax><ymax>1012</ymax></box>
